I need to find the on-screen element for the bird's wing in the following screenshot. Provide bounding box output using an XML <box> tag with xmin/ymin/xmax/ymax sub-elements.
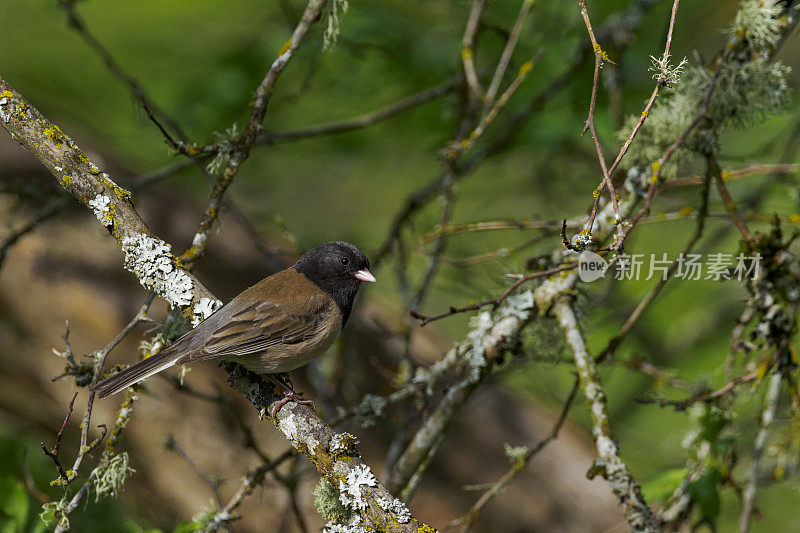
<box><xmin>190</xmin><ymin>293</ymin><xmax>333</xmax><ymax>359</ymax></box>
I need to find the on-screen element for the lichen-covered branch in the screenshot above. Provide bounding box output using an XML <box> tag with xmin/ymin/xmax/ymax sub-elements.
<box><xmin>0</xmin><ymin>74</ymin><xmax>428</xmax><ymax>532</ymax></box>
<box><xmin>551</xmin><ymin>297</ymin><xmax>657</xmax><ymax>532</ymax></box>
<box><xmin>387</xmin><ymin>290</ymin><xmax>538</xmax><ymax>498</ymax></box>
<box><xmin>223</xmin><ymin>364</ymin><xmax>429</xmax><ymax>532</ymax></box>
<box><xmin>0</xmin><ymin>77</ymin><xmax>216</xmax><ymax>315</ymax></box>
<box><xmin>739</xmin><ymin>371</ymin><xmax>782</xmax><ymax>532</ymax></box>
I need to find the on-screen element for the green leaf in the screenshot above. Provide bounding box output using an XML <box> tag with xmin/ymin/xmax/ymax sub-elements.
<box><xmin>124</xmin><ymin>519</ymin><xmax>164</xmax><ymax>533</ymax></box>
<box><xmin>172</xmin><ymin>521</ymin><xmax>203</xmax><ymax>533</ymax></box>
<box><xmin>687</xmin><ymin>468</ymin><xmax>722</xmax><ymax>521</ymax></box>
<box><xmin>0</xmin><ymin>476</ymin><xmax>30</xmax><ymax>533</ymax></box>
<box><xmin>641</xmin><ymin>468</ymin><xmax>688</xmax><ymax>503</ymax></box>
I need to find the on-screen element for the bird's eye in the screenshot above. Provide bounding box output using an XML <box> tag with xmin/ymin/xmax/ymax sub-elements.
<box><xmin>340</xmin><ymin>257</ymin><xmax>350</xmax><ymax>266</ymax></box>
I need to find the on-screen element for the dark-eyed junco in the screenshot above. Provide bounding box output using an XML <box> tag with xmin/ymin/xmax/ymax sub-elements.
<box><xmin>93</xmin><ymin>241</ymin><xmax>375</xmax><ymax>412</ymax></box>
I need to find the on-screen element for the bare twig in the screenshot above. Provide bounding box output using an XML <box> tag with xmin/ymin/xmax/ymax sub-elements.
<box><xmin>447</xmin><ymin>377</ymin><xmax>580</xmax><ymax>531</ymax></box>
<box><xmin>165</xmin><ymin>434</ymin><xmax>225</xmax><ymax>506</ymax></box>
<box><xmin>483</xmin><ymin>0</ymin><xmax>536</xmax><ymax>109</ymax></box>
<box><xmin>636</xmin><ymin>371</ymin><xmax>758</xmax><ymax>411</ymax></box>
<box><xmin>708</xmin><ymin>153</ymin><xmax>752</xmax><ymax>243</ymax></box>
<box><xmin>67</xmin><ymin>293</ymin><xmax>154</xmax><ymax>484</ymax></box>
<box><xmin>57</xmin><ymin>0</ymin><xmax>188</xmax><ymax>143</ymax></box>
<box><xmin>0</xmin><ymin>196</ymin><xmax>67</xmax><ymax>269</ymax></box>
<box><xmin>181</xmin><ymin>0</ymin><xmax>328</xmax><ymax>266</ymax></box>
<box><xmin>667</xmin><ymin>163</ymin><xmax>800</xmax><ymax>187</ymax></box>
<box><xmin>461</xmin><ymin>0</ymin><xmax>485</xmax><ymax>106</ymax></box>
<box><xmin>410</xmin><ymin>263</ymin><xmax>575</xmax><ymax>326</ymax></box>
<box><xmin>40</xmin><ymin>392</ymin><xmax>79</xmax><ymax>482</ymax></box>
<box><xmin>576</xmin><ymin>0</ymin><xmax>623</xmax><ymax>241</ymax></box>
<box><xmin>206</xmin><ymin>449</ymin><xmax>294</xmax><ymax>530</ymax></box>
<box><xmin>578</xmin><ymin>0</ymin><xmax>681</xmax><ymax>245</ymax></box>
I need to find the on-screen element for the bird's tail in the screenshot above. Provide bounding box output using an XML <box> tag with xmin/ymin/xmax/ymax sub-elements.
<box><xmin>92</xmin><ymin>347</ymin><xmax>184</xmax><ymax>398</ymax></box>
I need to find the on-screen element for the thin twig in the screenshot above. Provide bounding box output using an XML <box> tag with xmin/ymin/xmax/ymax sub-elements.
<box><xmin>447</xmin><ymin>377</ymin><xmax>580</xmax><ymax>531</ymax></box>
<box><xmin>483</xmin><ymin>0</ymin><xmax>536</xmax><ymax>109</ymax></box>
<box><xmin>599</xmin><ymin>170</ymin><xmax>712</xmax><ymax>363</ymax></box>
<box><xmin>410</xmin><ymin>263</ymin><xmax>576</xmax><ymax>326</ymax></box>
<box><xmin>0</xmin><ymin>197</ymin><xmax>67</xmax><ymax>269</ymax></box>
<box><xmin>40</xmin><ymin>392</ymin><xmax>79</xmax><ymax>482</ymax></box>
<box><xmin>461</xmin><ymin>0</ymin><xmax>485</xmax><ymax>106</ymax></box>
<box><xmin>709</xmin><ymin>153</ymin><xmax>752</xmax><ymax>243</ymax></box>
<box><xmin>181</xmin><ymin>0</ymin><xmax>328</xmax><ymax>266</ymax></box>
<box><xmin>579</xmin><ymin>0</ymin><xmax>681</xmax><ymax>245</ymax></box>
<box><xmin>576</xmin><ymin>0</ymin><xmax>623</xmax><ymax>241</ymax></box>
<box><xmin>165</xmin><ymin>434</ymin><xmax>225</xmax><ymax>506</ymax></box>
<box><xmin>65</xmin><ymin>293</ymin><xmax>154</xmax><ymax>485</ymax></box>
<box><xmin>57</xmin><ymin>1</ymin><xmax>187</xmax><ymax>143</ymax></box>
<box><xmin>206</xmin><ymin>449</ymin><xmax>295</xmax><ymax>531</ymax></box>
<box><xmin>636</xmin><ymin>371</ymin><xmax>758</xmax><ymax>411</ymax></box>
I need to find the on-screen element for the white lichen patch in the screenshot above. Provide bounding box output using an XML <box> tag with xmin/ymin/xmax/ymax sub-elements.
<box><xmin>596</xmin><ymin>435</ymin><xmax>618</xmax><ymax>459</ymax></box>
<box><xmin>323</xmin><ymin>520</ymin><xmax>367</xmax><ymax>533</ymax></box>
<box><xmin>338</xmin><ymin>465</ymin><xmax>377</xmax><ymax>511</ymax></box>
<box><xmin>191</xmin><ymin>297</ymin><xmax>223</xmax><ymax>326</ymax></box>
<box><xmin>121</xmin><ymin>233</ymin><xmax>194</xmax><ymax>308</ymax></box>
<box><xmin>191</xmin><ymin>231</ymin><xmax>207</xmax><ymax>249</ymax></box>
<box><xmin>466</xmin><ymin>311</ymin><xmax>493</xmax><ymax>368</ymax></box>
<box><xmin>0</xmin><ymin>97</ymin><xmax>11</xmax><ymax>124</ymax></box>
<box><xmin>500</xmin><ymin>290</ymin><xmax>535</xmax><ymax>320</ymax></box>
<box><xmin>376</xmin><ymin>495</ymin><xmax>412</xmax><ymax>524</ymax></box>
<box><xmin>534</xmin><ymin>271</ymin><xmax>578</xmax><ymax>309</ymax></box>
<box><xmin>88</xmin><ymin>194</ymin><xmax>113</xmax><ymax>227</ymax></box>
<box><xmin>278</xmin><ymin>412</ymin><xmax>301</xmax><ymax>445</ymax></box>
<box><xmin>306</xmin><ymin>434</ymin><xmax>321</xmax><ymax>455</ymax></box>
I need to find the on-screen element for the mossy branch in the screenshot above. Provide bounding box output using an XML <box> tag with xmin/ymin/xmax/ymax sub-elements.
<box><xmin>0</xmin><ymin>74</ymin><xmax>428</xmax><ymax>533</ymax></box>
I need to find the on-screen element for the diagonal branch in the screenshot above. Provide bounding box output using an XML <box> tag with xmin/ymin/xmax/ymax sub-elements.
<box><xmin>551</xmin><ymin>297</ymin><xmax>657</xmax><ymax>532</ymax></box>
<box><xmin>0</xmin><ymin>72</ymin><xmax>429</xmax><ymax>533</ymax></box>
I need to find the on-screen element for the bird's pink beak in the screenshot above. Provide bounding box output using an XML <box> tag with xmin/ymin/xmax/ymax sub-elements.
<box><xmin>354</xmin><ymin>269</ymin><xmax>376</xmax><ymax>283</ymax></box>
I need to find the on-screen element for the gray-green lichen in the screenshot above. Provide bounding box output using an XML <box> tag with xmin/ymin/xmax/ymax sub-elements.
<box><xmin>206</xmin><ymin>123</ymin><xmax>239</xmax><ymax>176</ymax></box>
<box><xmin>353</xmin><ymin>394</ymin><xmax>387</xmax><ymax>428</ymax></box>
<box><xmin>503</xmin><ymin>442</ymin><xmax>529</xmax><ymax>464</ymax></box>
<box><xmin>121</xmin><ymin>233</ymin><xmax>194</xmax><ymax>308</ymax></box>
<box><xmin>39</xmin><ymin>496</ymin><xmax>70</xmax><ymax>529</ymax></box>
<box><xmin>730</xmin><ymin>0</ymin><xmax>783</xmax><ymax>49</ymax></box>
<box><xmin>323</xmin><ymin>0</ymin><xmax>349</xmax><ymax>50</ymax></box>
<box><xmin>649</xmin><ymin>53</ymin><xmax>688</xmax><ymax>87</ymax></box>
<box><xmin>314</xmin><ymin>478</ymin><xmax>351</xmax><ymax>523</ymax></box>
<box><xmin>91</xmin><ymin>451</ymin><xmax>134</xmax><ymax>501</ymax></box>
<box><xmin>617</xmin><ymin>0</ymin><xmax>791</xmax><ymax>178</ymax></box>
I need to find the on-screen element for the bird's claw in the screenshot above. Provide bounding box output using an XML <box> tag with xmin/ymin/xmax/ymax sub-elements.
<box><xmin>270</xmin><ymin>390</ymin><xmax>315</xmax><ymax>418</ymax></box>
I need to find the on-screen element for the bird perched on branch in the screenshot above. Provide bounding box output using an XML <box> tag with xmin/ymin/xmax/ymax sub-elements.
<box><xmin>93</xmin><ymin>241</ymin><xmax>375</xmax><ymax>415</ymax></box>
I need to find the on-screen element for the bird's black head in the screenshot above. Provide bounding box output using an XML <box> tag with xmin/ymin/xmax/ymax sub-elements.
<box><xmin>293</xmin><ymin>241</ymin><xmax>375</xmax><ymax>325</ymax></box>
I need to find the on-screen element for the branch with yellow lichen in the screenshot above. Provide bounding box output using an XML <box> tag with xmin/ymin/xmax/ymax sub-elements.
<box><xmin>0</xmin><ymin>75</ymin><xmax>429</xmax><ymax>533</ymax></box>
